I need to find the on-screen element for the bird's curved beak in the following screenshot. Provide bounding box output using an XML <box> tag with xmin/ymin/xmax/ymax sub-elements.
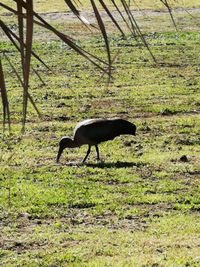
<box><xmin>56</xmin><ymin>146</ymin><xmax>64</xmax><ymax>163</ymax></box>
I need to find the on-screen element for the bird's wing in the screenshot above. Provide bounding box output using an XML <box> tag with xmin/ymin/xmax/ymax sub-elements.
<box><xmin>73</xmin><ymin>119</ymin><xmax>101</xmax><ymax>136</ymax></box>
<box><xmin>74</xmin><ymin>120</ymin><xmax>121</xmax><ymax>145</ymax></box>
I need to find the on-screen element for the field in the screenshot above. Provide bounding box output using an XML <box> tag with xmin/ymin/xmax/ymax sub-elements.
<box><xmin>0</xmin><ymin>1</ymin><xmax>200</xmax><ymax>266</ymax></box>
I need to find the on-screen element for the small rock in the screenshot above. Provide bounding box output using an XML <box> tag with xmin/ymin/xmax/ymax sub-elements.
<box><xmin>15</xmin><ymin>241</ymin><xmax>23</xmax><ymax>247</ymax></box>
<box><xmin>125</xmin><ymin>215</ymin><xmax>134</xmax><ymax>220</ymax></box>
<box><xmin>179</xmin><ymin>155</ymin><xmax>189</xmax><ymax>162</ymax></box>
<box><xmin>57</xmin><ymin>116</ymin><xmax>70</xmax><ymax>121</ymax></box>
<box><xmin>194</xmin><ymin>256</ymin><xmax>200</xmax><ymax>263</ymax></box>
<box><xmin>18</xmin><ymin>212</ymin><xmax>31</xmax><ymax>218</ymax></box>
<box><xmin>124</xmin><ymin>140</ymin><xmax>133</xmax><ymax>147</ymax></box>
<box><xmin>144</xmin><ymin>126</ymin><xmax>151</xmax><ymax>132</ymax></box>
<box><xmin>156</xmin><ymin>247</ymin><xmax>163</xmax><ymax>253</ymax></box>
<box><xmin>57</xmin><ymin>102</ymin><xmax>66</xmax><ymax>108</ymax></box>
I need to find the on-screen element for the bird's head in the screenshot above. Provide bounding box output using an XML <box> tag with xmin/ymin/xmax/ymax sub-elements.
<box><xmin>56</xmin><ymin>137</ymin><xmax>75</xmax><ymax>163</ymax></box>
<box><xmin>127</xmin><ymin>123</ymin><xmax>136</xmax><ymax>136</ymax></box>
<box><xmin>132</xmin><ymin>124</ymin><xmax>136</xmax><ymax>136</ymax></box>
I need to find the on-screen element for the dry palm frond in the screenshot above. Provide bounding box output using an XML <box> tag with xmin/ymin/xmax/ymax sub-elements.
<box><xmin>0</xmin><ymin>0</ymin><xmax>179</xmax><ymax>131</ymax></box>
<box><xmin>0</xmin><ymin>58</ymin><xmax>10</xmax><ymax>132</ymax></box>
<box><xmin>160</xmin><ymin>0</ymin><xmax>178</xmax><ymax>31</ymax></box>
<box><xmin>90</xmin><ymin>0</ymin><xmax>112</xmax><ymax>82</ymax></box>
<box><xmin>99</xmin><ymin>0</ymin><xmax>125</xmax><ymax>37</ymax></box>
<box><xmin>3</xmin><ymin>53</ymin><xmax>42</xmax><ymax>118</ymax></box>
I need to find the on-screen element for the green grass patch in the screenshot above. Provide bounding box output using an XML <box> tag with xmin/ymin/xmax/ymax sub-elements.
<box><xmin>0</xmin><ymin>4</ymin><xmax>200</xmax><ymax>266</ymax></box>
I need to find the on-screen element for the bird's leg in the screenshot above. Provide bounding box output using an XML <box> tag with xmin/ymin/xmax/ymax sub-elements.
<box><xmin>95</xmin><ymin>145</ymin><xmax>100</xmax><ymax>161</ymax></box>
<box><xmin>82</xmin><ymin>145</ymin><xmax>91</xmax><ymax>163</ymax></box>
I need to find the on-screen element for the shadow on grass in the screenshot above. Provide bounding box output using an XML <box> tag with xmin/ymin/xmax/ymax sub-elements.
<box><xmin>85</xmin><ymin>161</ymin><xmax>145</xmax><ymax>169</ymax></box>
<box><xmin>58</xmin><ymin>161</ymin><xmax>146</xmax><ymax>168</ymax></box>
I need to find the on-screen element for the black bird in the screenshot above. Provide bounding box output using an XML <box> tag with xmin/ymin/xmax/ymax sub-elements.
<box><xmin>56</xmin><ymin>118</ymin><xmax>136</xmax><ymax>163</ymax></box>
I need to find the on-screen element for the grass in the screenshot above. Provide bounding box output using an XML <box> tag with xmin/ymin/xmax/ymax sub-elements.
<box><xmin>1</xmin><ymin>0</ymin><xmax>200</xmax><ymax>14</ymax></box>
<box><xmin>0</xmin><ymin>2</ymin><xmax>200</xmax><ymax>266</ymax></box>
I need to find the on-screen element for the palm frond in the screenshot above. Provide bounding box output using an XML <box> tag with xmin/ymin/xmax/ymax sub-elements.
<box><xmin>0</xmin><ymin>0</ymin><xmax>180</xmax><ymax>131</ymax></box>
<box><xmin>110</xmin><ymin>0</ymin><xmax>135</xmax><ymax>34</ymax></box>
<box><xmin>64</xmin><ymin>0</ymin><xmax>95</xmax><ymax>29</ymax></box>
<box><xmin>90</xmin><ymin>0</ymin><xmax>112</xmax><ymax>81</ymax></box>
<box><xmin>0</xmin><ymin>19</ymin><xmax>51</xmax><ymax>71</ymax></box>
<box><xmin>160</xmin><ymin>0</ymin><xmax>178</xmax><ymax>31</ymax></box>
<box><xmin>0</xmin><ymin>58</ymin><xmax>10</xmax><ymax>132</ymax></box>
<box><xmin>3</xmin><ymin>53</ymin><xmax>42</xmax><ymax>118</ymax></box>
<box><xmin>99</xmin><ymin>0</ymin><xmax>126</xmax><ymax>36</ymax></box>
<box><xmin>20</xmin><ymin>0</ymin><xmax>34</xmax><ymax>131</ymax></box>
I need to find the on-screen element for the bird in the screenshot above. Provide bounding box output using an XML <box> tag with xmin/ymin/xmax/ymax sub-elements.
<box><xmin>56</xmin><ymin>118</ymin><xmax>136</xmax><ymax>163</ymax></box>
